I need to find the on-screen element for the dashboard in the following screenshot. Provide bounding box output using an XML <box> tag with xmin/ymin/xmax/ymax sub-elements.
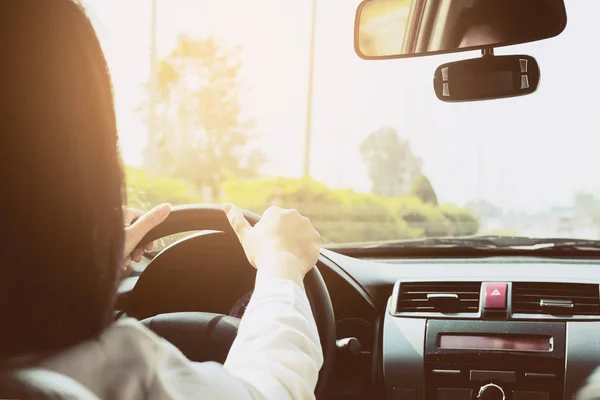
<box><xmin>117</xmin><ymin>232</ymin><xmax>600</xmax><ymax>400</ymax></box>
<box><xmin>324</xmin><ymin>250</ymin><xmax>600</xmax><ymax>400</ymax></box>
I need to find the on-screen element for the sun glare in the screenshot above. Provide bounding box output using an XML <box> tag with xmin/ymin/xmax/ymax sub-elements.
<box><xmin>84</xmin><ymin>0</ymin><xmax>315</xmax><ymax>179</ymax></box>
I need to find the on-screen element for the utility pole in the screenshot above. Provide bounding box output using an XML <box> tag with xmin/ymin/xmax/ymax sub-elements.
<box><xmin>333</xmin><ymin>130</ymin><xmax>343</xmax><ymax>187</ymax></box>
<box><xmin>303</xmin><ymin>0</ymin><xmax>317</xmax><ymax>177</ymax></box>
<box><xmin>477</xmin><ymin>131</ymin><xmax>482</xmax><ymax>202</ymax></box>
<box><xmin>144</xmin><ymin>0</ymin><xmax>158</xmax><ymax>171</ymax></box>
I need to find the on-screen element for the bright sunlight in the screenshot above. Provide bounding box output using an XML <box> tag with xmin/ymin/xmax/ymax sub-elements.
<box><xmin>82</xmin><ymin>0</ymin><xmax>600</xmax><ymax>244</ymax></box>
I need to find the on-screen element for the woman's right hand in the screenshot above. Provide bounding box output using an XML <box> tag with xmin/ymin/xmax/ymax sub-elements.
<box><xmin>223</xmin><ymin>204</ymin><xmax>321</xmax><ymax>287</ymax></box>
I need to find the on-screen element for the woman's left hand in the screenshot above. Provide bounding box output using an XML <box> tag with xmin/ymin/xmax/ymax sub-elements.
<box><xmin>122</xmin><ymin>203</ymin><xmax>172</xmax><ymax>270</ymax></box>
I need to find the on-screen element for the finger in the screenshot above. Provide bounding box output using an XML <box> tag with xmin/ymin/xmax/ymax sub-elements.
<box><xmin>128</xmin><ymin>208</ymin><xmax>145</xmax><ymax>218</ymax></box>
<box><xmin>127</xmin><ymin>209</ymin><xmax>144</xmax><ymax>225</ymax></box>
<box><xmin>145</xmin><ymin>242</ymin><xmax>154</xmax><ymax>252</ymax></box>
<box><xmin>132</xmin><ymin>248</ymin><xmax>145</xmax><ymax>263</ymax></box>
<box><xmin>122</xmin><ymin>207</ymin><xmax>145</xmax><ymax>225</ymax></box>
<box><xmin>123</xmin><ymin>256</ymin><xmax>132</xmax><ymax>268</ymax></box>
<box><xmin>223</xmin><ymin>204</ymin><xmax>252</xmax><ymax>243</ymax></box>
<box><xmin>127</xmin><ymin>203</ymin><xmax>172</xmax><ymax>245</ymax></box>
<box><xmin>263</xmin><ymin>205</ymin><xmax>282</xmax><ymax>218</ymax></box>
<box><xmin>311</xmin><ymin>227</ymin><xmax>321</xmax><ymax>241</ymax></box>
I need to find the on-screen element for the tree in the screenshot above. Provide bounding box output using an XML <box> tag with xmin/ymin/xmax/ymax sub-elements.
<box><xmin>359</xmin><ymin>127</ymin><xmax>422</xmax><ymax>197</ymax></box>
<box><xmin>409</xmin><ymin>174</ymin><xmax>438</xmax><ymax>205</ymax></box>
<box><xmin>143</xmin><ymin>35</ymin><xmax>264</xmax><ymax>197</ymax></box>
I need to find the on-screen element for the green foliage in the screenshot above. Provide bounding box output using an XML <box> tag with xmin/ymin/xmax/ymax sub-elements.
<box><xmin>221</xmin><ymin>177</ymin><xmax>479</xmax><ymax>243</ymax></box>
<box><xmin>222</xmin><ymin>182</ymin><xmax>419</xmax><ymax>243</ymax></box>
<box><xmin>439</xmin><ymin>205</ymin><xmax>480</xmax><ymax>236</ymax></box>
<box><xmin>359</xmin><ymin>127</ymin><xmax>422</xmax><ymax>197</ymax></box>
<box><xmin>479</xmin><ymin>229</ymin><xmax>520</xmax><ymax>237</ymax></box>
<box><xmin>382</xmin><ymin>197</ymin><xmax>447</xmax><ymax>237</ymax></box>
<box><xmin>408</xmin><ymin>174</ymin><xmax>438</xmax><ymax>205</ymax></box>
<box><xmin>125</xmin><ymin>166</ymin><xmax>200</xmax><ymax>210</ymax></box>
<box><xmin>125</xmin><ymin>168</ymin><xmax>479</xmax><ymax>244</ymax></box>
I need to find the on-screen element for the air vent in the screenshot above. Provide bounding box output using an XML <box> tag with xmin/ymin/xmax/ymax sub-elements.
<box><xmin>512</xmin><ymin>282</ymin><xmax>600</xmax><ymax>316</ymax></box>
<box><xmin>397</xmin><ymin>282</ymin><xmax>481</xmax><ymax>313</ymax></box>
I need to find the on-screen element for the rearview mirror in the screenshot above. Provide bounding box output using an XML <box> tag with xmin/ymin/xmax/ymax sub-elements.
<box><xmin>432</xmin><ymin>55</ymin><xmax>540</xmax><ymax>102</ymax></box>
<box><xmin>354</xmin><ymin>0</ymin><xmax>567</xmax><ymax>60</ymax></box>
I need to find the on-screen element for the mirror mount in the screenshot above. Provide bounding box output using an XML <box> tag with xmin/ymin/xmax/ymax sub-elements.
<box><xmin>482</xmin><ymin>47</ymin><xmax>494</xmax><ymax>57</ymax></box>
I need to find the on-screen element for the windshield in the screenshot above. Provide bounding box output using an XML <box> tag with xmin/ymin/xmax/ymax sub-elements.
<box><xmin>83</xmin><ymin>0</ymin><xmax>600</xmax><ymax>248</ymax></box>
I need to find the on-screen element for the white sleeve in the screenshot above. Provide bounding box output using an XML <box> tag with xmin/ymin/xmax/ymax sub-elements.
<box><xmin>577</xmin><ymin>367</ymin><xmax>600</xmax><ymax>400</ymax></box>
<box><xmin>144</xmin><ymin>270</ymin><xmax>323</xmax><ymax>400</ymax></box>
<box><xmin>223</xmin><ymin>271</ymin><xmax>324</xmax><ymax>399</ymax></box>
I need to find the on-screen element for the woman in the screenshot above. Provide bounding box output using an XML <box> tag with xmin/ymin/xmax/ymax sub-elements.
<box><xmin>0</xmin><ymin>1</ymin><xmax>323</xmax><ymax>399</ymax></box>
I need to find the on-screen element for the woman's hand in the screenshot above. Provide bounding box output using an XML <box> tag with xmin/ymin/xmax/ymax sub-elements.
<box><xmin>122</xmin><ymin>203</ymin><xmax>172</xmax><ymax>270</ymax></box>
<box><xmin>223</xmin><ymin>204</ymin><xmax>321</xmax><ymax>287</ymax></box>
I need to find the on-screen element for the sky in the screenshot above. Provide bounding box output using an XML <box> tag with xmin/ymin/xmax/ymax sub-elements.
<box><xmin>82</xmin><ymin>0</ymin><xmax>600</xmax><ymax>213</ymax></box>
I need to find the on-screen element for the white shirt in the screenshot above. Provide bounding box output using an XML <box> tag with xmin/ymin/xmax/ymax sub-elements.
<box><xmin>36</xmin><ymin>271</ymin><xmax>324</xmax><ymax>400</ymax></box>
<box><xmin>578</xmin><ymin>367</ymin><xmax>600</xmax><ymax>400</ymax></box>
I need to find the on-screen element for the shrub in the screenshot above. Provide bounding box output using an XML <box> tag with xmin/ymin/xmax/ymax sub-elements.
<box><xmin>220</xmin><ymin>177</ymin><xmax>477</xmax><ymax>243</ymax></box>
<box><xmin>125</xmin><ymin>166</ymin><xmax>201</xmax><ymax>210</ymax></box>
<box><xmin>439</xmin><ymin>204</ymin><xmax>480</xmax><ymax>236</ymax></box>
<box><xmin>124</xmin><ymin>171</ymin><xmax>480</xmax><ymax>244</ymax></box>
<box><xmin>383</xmin><ymin>197</ymin><xmax>450</xmax><ymax>237</ymax></box>
<box><xmin>409</xmin><ymin>174</ymin><xmax>438</xmax><ymax>205</ymax></box>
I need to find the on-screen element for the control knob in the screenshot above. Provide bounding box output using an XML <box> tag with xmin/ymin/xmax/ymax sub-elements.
<box><xmin>477</xmin><ymin>383</ymin><xmax>505</xmax><ymax>400</ymax></box>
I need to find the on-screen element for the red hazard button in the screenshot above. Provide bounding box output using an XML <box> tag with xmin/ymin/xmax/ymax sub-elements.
<box><xmin>484</xmin><ymin>282</ymin><xmax>507</xmax><ymax>310</ymax></box>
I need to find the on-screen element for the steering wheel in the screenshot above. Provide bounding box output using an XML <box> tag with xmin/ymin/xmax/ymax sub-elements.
<box><xmin>125</xmin><ymin>204</ymin><xmax>336</xmax><ymax>399</ymax></box>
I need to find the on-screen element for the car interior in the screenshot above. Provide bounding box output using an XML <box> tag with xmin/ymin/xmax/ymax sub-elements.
<box><xmin>2</xmin><ymin>0</ymin><xmax>600</xmax><ymax>400</ymax></box>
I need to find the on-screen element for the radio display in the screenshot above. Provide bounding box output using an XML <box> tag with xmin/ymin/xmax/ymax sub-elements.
<box><xmin>439</xmin><ymin>334</ymin><xmax>552</xmax><ymax>351</ymax></box>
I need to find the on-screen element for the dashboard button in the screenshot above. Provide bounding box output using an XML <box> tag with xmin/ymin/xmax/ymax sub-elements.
<box><xmin>478</xmin><ymin>384</ymin><xmax>505</xmax><ymax>400</ymax></box>
<box><xmin>484</xmin><ymin>282</ymin><xmax>508</xmax><ymax>310</ymax></box>
<box><xmin>438</xmin><ymin>388</ymin><xmax>473</xmax><ymax>400</ymax></box>
<box><xmin>512</xmin><ymin>390</ymin><xmax>549</xmax><ymax>400</ymax></box>
<box><xmin>470</xmin><ymin>370</ymin><xmax>516</xmax><ymax>383</ymax></box>
<box><xmin>524</xmin><ymin>372</ymin><xmax>556</xmax><ymax>379</ymax></box>
<box><xmin>433</xmin><ymin>369</ymin><xmax>461</xmax><ymax>376</ymax></box>
<box><xmin>393</xmin><ymin>388</ymin><xmax>416</xmax><ymax>400</ymax></box>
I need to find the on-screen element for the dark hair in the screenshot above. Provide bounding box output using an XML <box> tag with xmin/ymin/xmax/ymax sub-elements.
<box><xmin>0</xmin><ymin>0</ymin><xmax>124</xmax><ymax>358</ymax></box>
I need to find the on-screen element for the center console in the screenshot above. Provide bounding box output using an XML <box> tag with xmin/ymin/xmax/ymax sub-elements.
<box><xmin>383</xmin><ymin>280</ymin><xmax>600</xmax><ymax>400</ymax></box>
<box><xmin>425</xmin><ymin>320</ymin><xmax>564</xmax><ymax>400</ymax></box>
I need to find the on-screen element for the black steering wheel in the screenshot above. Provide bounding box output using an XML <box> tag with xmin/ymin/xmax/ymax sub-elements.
<box><xmin>124</xmin><ymin>204</ymin><xmax>335</xmax><ymax>399</ymax></box>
